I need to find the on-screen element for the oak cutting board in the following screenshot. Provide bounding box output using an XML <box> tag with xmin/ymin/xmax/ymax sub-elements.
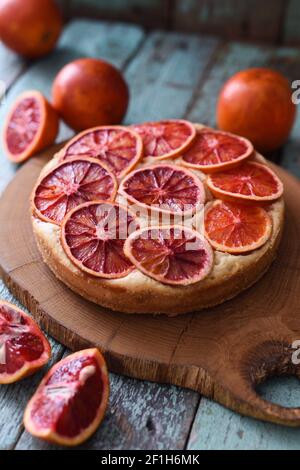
<box><xmin>0</xmin><ymin>144</ymin><xmax>300</xmax><ymax>427</ymax></box>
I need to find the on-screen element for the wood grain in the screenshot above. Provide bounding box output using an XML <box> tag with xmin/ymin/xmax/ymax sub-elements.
<box><xmin>1</xmin><ymin>146</ymin><xmax>300</xmax><ymax>427</ymax></box>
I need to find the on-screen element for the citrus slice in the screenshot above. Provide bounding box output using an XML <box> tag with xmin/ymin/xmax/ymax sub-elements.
<box><xmin>61</xmin><ymin>201</ymin><xmax>139</xmax><ymax>278</ymax></box>
<box><xmin>131</xmin><ymin>119</ymin><xmax>196</xmax><ymax>159</ymax></box>
<box><xmin>3</xmin><ymin>90</ymin><xmax>59</xmax><ymax>163</ymax></box>
<box><xmin>32</xmin><ymin>157</ymin><xmax>117</xmax><ymax>225</ymax></box>
<box><xmin>206</xmin><ymin>161</ymin><xmax>283</xmax><ymax>203</ymax></box>
<box><xmin>181</xmin><ymin>128</ymin><xmax>253</xmax><ymax>173</ymax></box>
<box><xmin>124</xmin><ymin>225</ymin><xmax>213</xmax><ymax>286</ymax></box>
<box><xmin>0</xmin><ymin>300</ymin><xmax>51</xmax><ymax>384</ymax></box>
<box><xmin>59</xmin><ymin>125</ymin><xmax>143</xmax><ymax>177</ymax></box>
<box><xmin>119</xmin><ymin>164</ymin><xmax>205</xmax><ymax>215</ymax></box>
<box><xmin>204</xmin><ymin>200</ymin><xmax>272</xmax><ymax>253</ymax></box>
<box><xmin>24</xmin><ymin>348</ymin><xmax>109</xmax><ymax>446</ymax></box>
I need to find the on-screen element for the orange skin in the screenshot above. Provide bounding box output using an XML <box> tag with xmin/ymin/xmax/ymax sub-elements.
<box><xmin>217</xmin><ymin>68</ymin><xmax>296</xmax><ymax>153</ymax></box>
<box><xmin>4</xmin><ymin>90</ymin><xmax>59</xmax><ymax>163</ymax></box>
<box><xmin>0</xmin><ymin>0</ymin><xmax>62</xmax><ymax>58</ymax></box>
<box><xmin>52</xmin><ymin>58</ymin><xmax>129</xmax><ymax>131</ymax></box>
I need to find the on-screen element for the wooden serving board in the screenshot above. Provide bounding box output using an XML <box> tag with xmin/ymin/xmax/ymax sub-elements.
<box><xmin>0</xmin><ymin>144</ymin><xmax>300</xmax><ymax>427</ymax></box>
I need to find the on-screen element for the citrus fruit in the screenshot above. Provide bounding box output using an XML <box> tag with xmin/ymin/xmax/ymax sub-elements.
<box><xmin>217</xmin><ymin>68</ymin><xmax>296</xmax><ymax>153</ymax></box>
<box><xmin>0</xmin><ymin>0</ymin><xmax>62</xmax><ymax>58</ymax></box>
<box><xmin>206</xmin><ymin>161</ymin><xmax>283</xmax><ymax>204</ymax></box>
<box><xmin>119</xmin><ymin>164</ymin><xmax>205</xmax><ymax>215</ymax></box>
<box><xmin>3</xmin><ymin>90</ymin><xmax>59</xmax><ymax>163</ymax></box>
<box><xmin>61</xmin><ymin>201</ymin><xmax>139</xmax><ymax>279</ymax></box>
<box><xmin>132</xmin><ymin>119</ymin><xmax>196</xmax><ymax>159</ymax></box>
<box><xmin>0</xmin><ymin>300</ymin><xmax>51</xmax><ymax>384</ymax></box>
<box><xmin>24</xmin><ymin>348</ymin><xmax>109</xmax><ymax>446</ymax></box>
<box><xmin>181</xmin><ymin>128</ymin><xmax>253</xmax><ymax>173</ymax></box>
<box><xmin>124</xmin><ymin>225</ymin><xmax>213</xmax><ymax>286</ymax></box>
<box><xmin>32</xmin><ymin>157</ymin><xmax>117</xmax><ymax>225</ymax></box>
<box><xmin>52</xmin><ymin>58</ymin><xmax>129</xmax><ymax>131</ymax></box>
<box><xmin>59</xmin><ymin>126</ymin><xmax>143</xmax><ymax>178</ymax></box>
<box><xmin>204</xmin><ymin>200</ymin><xmax>272</xmax><ymax>254</ymax></box>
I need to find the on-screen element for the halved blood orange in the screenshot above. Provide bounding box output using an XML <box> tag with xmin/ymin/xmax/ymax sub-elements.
<box><xmin>206</xmin><ymin>161</ymin><xmax>284</xmax><ymax>203</ymax></box>
<box><xmin>24</xmin><ymin>348</ymin><xmax>109</xmax><ymax>446</ymax></box>
<box><xmin>61</xmin><ymin>201</ymin><xmax>139</xmax><ymax>278</ymax></box>
<box><xmin>204</xmin><ymin>200</ymin><xmax>272</xmax><ymax>253</ymax></box>
<box><xmin>181</xmin><ymin>128</ymin><xmax>253</xmax><ymax>173</ymax></box>
<box><xmin>132</xmin><ymin>119</ymin><xmax>196</xmax><ymax>160</ymax></box>
<box><xmin>32</xmin><ymin>157</ymin><xmax>117</xmax><ymax>225</ymax></box>
<box><xmin>3</xmin><ymin>90</ymin><xmax>59</xmax><ymax>163</ymax></box>
<box><xmin>124</xmin><ymin>225</ymin><xmax>213</xmax><ymax>286</ymax></box>
<box><xmin>59</xmin><ymin>126</ymin><xmax>143</xmax><ymax>178</ymax></box>
<box><xmin>119</xmin><ymin>164</ymin><xmax>205</xmax><ymax>215</ymax></box>
<box><xmin>0</xmin><ymin>300</ymin><xmax>51</xmax><ymax>384</ymax></box>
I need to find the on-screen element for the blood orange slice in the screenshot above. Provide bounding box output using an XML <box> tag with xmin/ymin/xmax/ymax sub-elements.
<box><xmin>181</xmin><ymin>128</ymin><xmax>253</xmax><ymax>173</ymax></box>
<box><xmin>59</xmin><ymin>126</ymin><xmax>143</xmax><ymax>177</ymax></box>
<box><xmin>0</xmin><ymin>301</ymin><xmax>51</xmax><ymax>384</ymax></box>
<box><xmin>204</xmin><ymin>200</ymin><xmax>272</xmax><ymax>253</ymax></box>
<box><xmin>3</xmin><ymin>90</ymin><xmax>59</xmax><ymax>163</ymax></box>
<box><xmin>132</xmin><ymin>119</ymin><xmax>196</xmax><ymax>160</ymax></box>
<box><xmin>24</xmin><ymin>348</ymin><xmax>109</xmax><ymax>446</ymax></box>
<box><xmin>32</xmin><ymin>157</ymin><xmax>117</xmax><ymax>225</ymax></box>
<box><xmin>124</xmin><ymin>225</ymin><xmax>213</xmax><ymax>286</ymax></box>
<box><xmin>206</xmin><ymin>162</ymin><xmax>283</xmax><ymax>203</ymax></box>
<box><xmin>61</xmin><ymin>201</ymin><xmax>139</xmax><ymax>278</ymax></box>
<box><xmin>119</xmin><ymin>164</ymin><xmax>205</xmax><ymax>215</ymax></box>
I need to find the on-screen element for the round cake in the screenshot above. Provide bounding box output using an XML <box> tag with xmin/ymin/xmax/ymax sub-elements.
<box><xmin>31</xmin><ymin>122</ymin><xmax>284</xmax><ymax>315</ymax></box>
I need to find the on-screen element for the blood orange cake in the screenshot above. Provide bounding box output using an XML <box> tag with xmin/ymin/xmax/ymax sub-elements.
<box><xmin>31</xmin><ymin>122</ymin><xmax>284</xmax><ymax>315</ymax></box>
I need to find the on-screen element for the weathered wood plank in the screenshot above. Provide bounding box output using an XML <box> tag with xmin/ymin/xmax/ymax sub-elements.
<box><xmin>0</xmin><ymin>42</ymin><xmax>25</xmax><ymax>89</ymax></box>
<box><xmin>283</xmin><ymin>0</ymin><xmax>300</xmax><ymax>45</ymax></box>
<box><xmin>188</xmin><ymin>378</ymin><xmax>300</xmax><ymax>450</ymax></box>
<box><xmin>16</xmin><ymin>373</ymin><xmax>199</xmax><ymax>450</ymax></box>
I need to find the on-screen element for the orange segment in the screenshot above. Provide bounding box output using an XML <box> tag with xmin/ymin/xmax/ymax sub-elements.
<box><xmin>181</xmin><ymin>129</ymin><xmax>253</xmax><ymax>173</ymax></box>
<box><xmin>4</xmin><ymin>90</ymin><xmax>59</xmax><ymax>163</ymax></box>
<box><xmin>61</xmin><ymin>201</ymin><xmax>139</xmax><ymax>279</ymax></box>
<box><xmin>119</xmin><ymin>164</ymin><xmax>205</xmax><ymax>215</ymax></box>
<box><xmin>32</xmin><ymin>157</ymin><xmax>117</xmax><ymax>225</ymax></box>
<box><xmin>0</xmin><ymin>300</ymin><xmax>51</xmax><ymax>384</ymax></box>
<box><xmin>204</xmin><ymin>200</ymin><xmax>272</xmax><ymax>253</ymax></box>
<box><xmin>59</xmin><ymin>125</ymin><xmax>143</xmax><ymax>177</ymax></box>
<box><xmin>24</xmin><ymin>348</ymin><xmax>109</xmax><ymax>446</ymax></box>
<box><xmin>132</xmin><ymin>119</ymin><xmax>196</xmax><ymax>159</ymax></box>
<box><xmin>124</xmin><ymin>225</ymin><xmax>213</xmax><ymax>286</ymax></box>
<box><xmin>206</xmin><ymin>162</ymin><xmax>283</xmax><ymax>203</ymax></box>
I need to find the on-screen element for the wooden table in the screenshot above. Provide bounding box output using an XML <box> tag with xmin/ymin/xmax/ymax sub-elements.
<box><xmin>1</xmin><ymin>19</ymin><xmax>300</xmax><ymax>451</ymax></box>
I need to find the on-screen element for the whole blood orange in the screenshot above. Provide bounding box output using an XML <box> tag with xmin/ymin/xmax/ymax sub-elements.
<box><xmin>0</xmin><ymin>0</ymin><xmax>62</xmax><ymax>58</ymax></box>
<box><xmin>132</xmin><ymin>120</ymin><xmax>196</xmax><ymax>159</ymax></box>
<box><xmin>206</xmin><ymin>161</ymin><xmax>283</xmax><ymax>204</ymax></box>
<box><xmin>32</xmin><ymin>157</ymin><xmax>117</xmax><ymax>225</ymax></box>
<box><xmin>181</xmin><ymin>128</ymin><xmax>253</xmax><ymax>173</ymax></box>
<box><xmin>119</xmin><ymin>164</ymin><xmax>205</xmax><ymax>215</ymax></box>
<box><xmin>124</xmin><ymin>225</ymin><xmax>213</xmax><ymax>286</ymax></box>
<box><xmin>52</xmin><ymin>58</ymin><xmax>129</xmax><ymax>131</ymax></box>
<box><xmin>59</xmin><ymin>126</ymin><xmax>142</xmax><ymax>178</ymax></box>
<box><xmin>204</xmin><ymin>200</ymin><xmax>272</xmax><ymax>254</ymax></box>
<box><xmin>0</xmin><ymin>300</ymin><xmax>51</xmax><ymax>384</ymax></box>
<box><xmin>4</xmin><ymin>90</ymin><xmax>59</xmax><ymax>163</ymax></box>
<box><xmin>61</xmin><ymin>201</ymin><xmax>139</xmax><ymax>279</ymax></box>
<box><xmin>24</xmin><ymin>348</ymin><xmax>109</xmax><ymax>446</ymax></box>
<box><xmin>217</xmin><ymin>68</ymin><xmax>296</xmax><ymax>153</ymax></box>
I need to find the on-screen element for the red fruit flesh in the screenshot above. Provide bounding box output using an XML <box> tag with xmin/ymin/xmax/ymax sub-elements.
<box><xmin>119</xmin><ymin>164</ymin><xmax>205</xmax><ymax>215</ymax></box>
<box><xmin>0</xmin><ymin>301</ymin><xmax>51</xmax><ymax>384</ymax></box>
<box><xmin>24</xmin><ymin>349</ymin><xmax>109</xmax><ymax>446</ymax></box>
<box><xmin>61</xmin><ymin>202</ymin><xmax>139</xmax><ymax>278</ymax></box>
<box><xmin>60</xmin><ymin>126</ymin><xmax>142</xmax><ymax>177</ymax></box>
<box><xmin>124</xmin><ymin>225</ymin><xmax>213</xmax><ymax>286</ymax></box>
<box><xmin>132</xmin><ymin>119</ymin><xmax>196</xmax><ymax>159</ymax></box>
<box><xmin>32</xmin><ymin>157</ymin><xmax>117</xmax><ymax>225</ymax></box>
<box><xmin>6</xmin><ymin>97</ymin><xmax>40</xmax><ymax>155</ymax></box>
<box><xmin>181</xmin><ymin>129</ymin><xmax>253</xmax><ymax>172</ymax></box>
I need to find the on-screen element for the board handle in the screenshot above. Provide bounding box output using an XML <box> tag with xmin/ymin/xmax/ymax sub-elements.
<box><xmin>214</xmin><ymin>339</ymin><xmax>300</xmax><ymax>427</ymax></box>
